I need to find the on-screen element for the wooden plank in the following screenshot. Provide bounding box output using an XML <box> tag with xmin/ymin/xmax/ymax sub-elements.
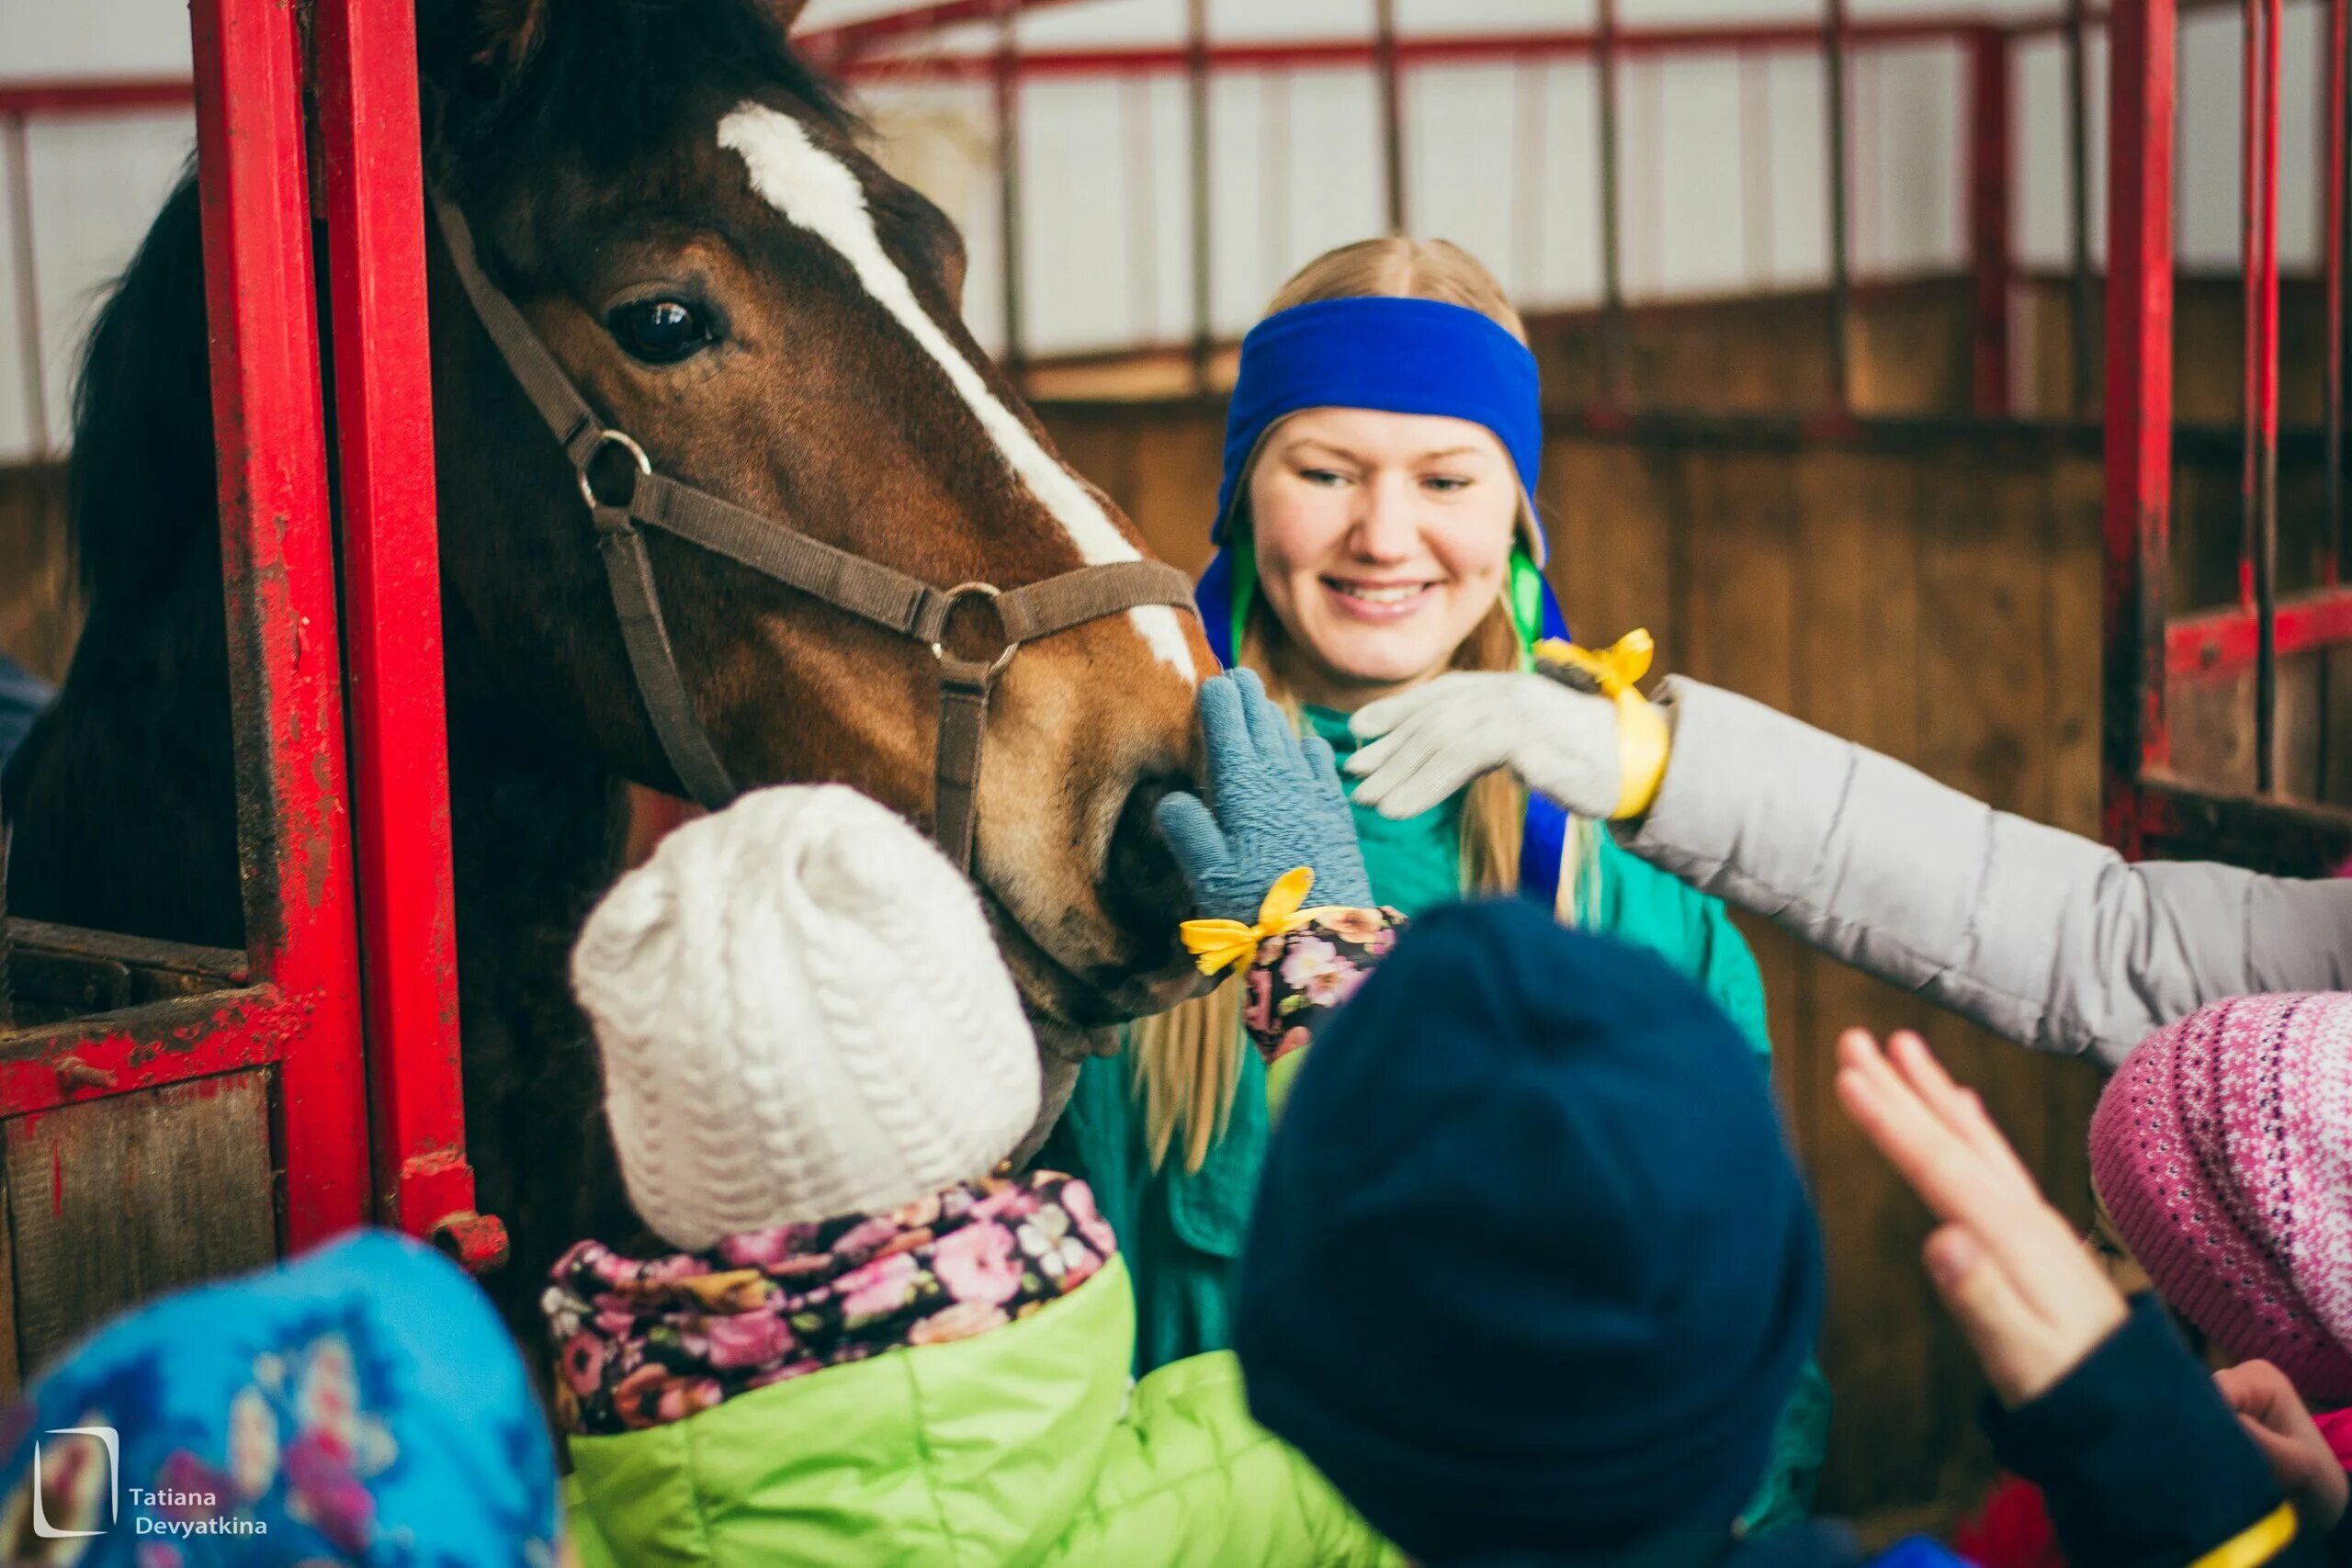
<box><xmin>2168</xmin><ymin>668</ymin><xmax>2258</xmax><ymax>796</ymax></box>
<box><xmin>1106</xmin><ymin>408</ymin><xmax>1224</xmax><ymax>575</ymax></box>
<box><xmin>1671</xmin><ymin>446</ymin><xmax>1804</xmax><ymax>1089</ymax></box>
<box><xmin>1916</xmin><ymin>450</ymin><xmax>2058</xmax><ymax>1177</ymax></box>
<box><xmin>0</xmin><ymin>1154</ymin><xmax>18</xmax><ymax>1400</ymax></box>
<box><xmin>1790</xmin><ymin>445</ymin><xmax>1950</xmax><ymax>1513</ymax></box>
<box><xmin>2037</xmin><ymin>453</ymin><xmax>2111</xmax><ymax>1240</ymax></box>
<box><xmin>2326</xmin><ymin>644</ymin><xmax>2352</xmax><ymax>811</ymax></box>
<box><xmin>2045</xmin><ymin>455</ymin><xmax>2108</xmax><ymax>838</ymax></box>
<box><xmin>0</xmin><ymin>459</ymin><xmax>77</xmax><ymax>682</ymax></box>
<box><xmin>7</xmin><ymin>1071</ymin><xmax>277</xmax><ymax>1378</ymax></box>
<box><xmin>1038</xmin><ymin>407</ymin><xmax>1141</xmax><ymax>543</ymax></box>
<box><xmin>1541</xmin><ymin>437</ymin><xmax>1679</xmax><ymax>664</ymax></box>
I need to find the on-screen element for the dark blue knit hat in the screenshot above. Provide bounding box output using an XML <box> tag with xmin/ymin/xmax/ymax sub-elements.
<box><xmin>1233</xmin><ymin>900</ymin><xmax>1823</xmax><ymax>1562</ymax></box>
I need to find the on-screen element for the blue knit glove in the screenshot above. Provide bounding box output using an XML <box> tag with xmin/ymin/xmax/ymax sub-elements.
<box><xmin>1154</xmin><ymin>669</ymin><xmax>1374</xmax><ymax>924</ymax></box>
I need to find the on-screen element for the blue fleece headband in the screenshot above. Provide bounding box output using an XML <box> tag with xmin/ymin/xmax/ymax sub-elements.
<box><xmin>1215</xmin><ymin>296</ymin><xmax>1545</xmax><ymax>561</ymax></box>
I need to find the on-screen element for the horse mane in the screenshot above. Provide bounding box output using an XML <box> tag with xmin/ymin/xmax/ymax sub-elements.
<box><xmin>65</xmin><ymin>166</ymin><xmax>213</xmax><ymax>612</ymax></box>
<box><xmin>420</xmin><ymin>0</ymin><xmax>860</xmax><ymax>183</ymax></box>
<box><xmin>62</xmin><ymin>0</ymin><xmax>855</xmax><ymax>615</ymax></box>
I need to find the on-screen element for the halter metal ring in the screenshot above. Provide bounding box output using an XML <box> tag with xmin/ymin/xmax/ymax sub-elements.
<box><xmin>578</xmin><ymin>429</ymin><xmax>653</xmax><ymax>511</ymax></box>
<box><xmin>930</xmin><ymin>581</ymin><xmax>1019</xmax><ymax>680</ymax></box>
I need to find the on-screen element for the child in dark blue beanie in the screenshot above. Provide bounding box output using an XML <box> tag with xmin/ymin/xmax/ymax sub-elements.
<box><xmin>1235</xmin><ymin>900</ymin><xmax>2324</xmax><ymax>1568</ymax></box>
<box><xmin>1235</xmin><ymin>899</ymin><xmax>1823</xmax><ymax>1561</ymax></box>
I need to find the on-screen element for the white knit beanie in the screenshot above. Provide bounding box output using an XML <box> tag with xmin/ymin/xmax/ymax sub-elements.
<box><xmin>571</xmin><ymin>784</ymin><xmax>1041</xmax><ymax>1252</ymax></box>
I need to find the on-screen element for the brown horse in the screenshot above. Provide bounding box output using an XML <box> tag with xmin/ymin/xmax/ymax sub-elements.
<box><xmin>2</xmin><ymin>0</ymin><xmax>1210</xmax><ymax>1339</ymax></box>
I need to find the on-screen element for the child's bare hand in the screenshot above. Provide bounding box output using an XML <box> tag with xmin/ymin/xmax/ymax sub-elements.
<box><xmin>2213</xmin><ymin>1359</ymin><xmax>2350</xmax><ymax>1531</ymax></box>
<box><xmin>1835</xmin><ymin>1029</ymin><xmax>2128</xmax><ymax>1407</ymax></box>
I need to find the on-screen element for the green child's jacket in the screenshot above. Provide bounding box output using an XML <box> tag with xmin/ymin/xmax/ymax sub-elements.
<box><xmin>563</xmin><ymin>1255</ymin><xmax>1401</xmax><ymax>1568</ymax></box>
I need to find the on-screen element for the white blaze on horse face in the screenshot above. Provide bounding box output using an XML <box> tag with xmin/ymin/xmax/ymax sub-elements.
<box><xmin>717</xmin><ymin>104</ymin><xmax>1198</xmax><ymax>683</ymax></box>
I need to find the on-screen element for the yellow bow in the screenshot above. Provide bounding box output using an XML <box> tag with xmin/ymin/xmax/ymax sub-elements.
<box><xmin>1180</xmin><ymin>865</ymin><xmax>1330</xmax><ymax>976</ymax></box>
<box><xmin>1532</xmin><ymin>628</ymin><xmax>1654</xmax><ymax>699</ymax></box>
<box><xmin>1531</xmin><ymin>627</ymin><xmax>1671</xmax><ymax>820</ymax></box>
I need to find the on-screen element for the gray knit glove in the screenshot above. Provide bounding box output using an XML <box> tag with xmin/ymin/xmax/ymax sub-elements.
<box><xmin>1154</xmin><ymin>670</ymin><xmax>1374</xmax><ymax>923</ymax></box>
<box><xmin>1346</xmin><ymin>671</ymin><xmax>1628</xmax><ymax>821</ymax></box>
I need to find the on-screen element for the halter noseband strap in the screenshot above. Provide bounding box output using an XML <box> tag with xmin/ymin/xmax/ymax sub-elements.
<box><xmin>428</xmin><ymin>197</ymin><xmax>1198</xmax><ymax>870</ymax></box>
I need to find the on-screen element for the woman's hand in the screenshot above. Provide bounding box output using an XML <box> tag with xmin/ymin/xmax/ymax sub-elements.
<box><xmin>1346</xmin><ymin>670</ymin><xmax>1639</xmax><ymax>822</ymax></box>
<box><xmin>1836</xmin><ymin>1028</ymin><xmax>2129</xmax><ymax>1408</ymax></box>
<box><xmin>1155</xmin><ymin>670</ymin><xmax>1374</xmax><ymax>923</ymax></box>
<box><xmin>2212</xmin><ymin>1359</ymin><xmax>2351</xmax><ymax>1533</ymax></box>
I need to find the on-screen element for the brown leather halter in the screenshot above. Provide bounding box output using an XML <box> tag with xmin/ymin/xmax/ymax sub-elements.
<box><xmin>428</xmin><ymin>197</ymin><xmax>1199</xmax><ymax>870</ymax></box>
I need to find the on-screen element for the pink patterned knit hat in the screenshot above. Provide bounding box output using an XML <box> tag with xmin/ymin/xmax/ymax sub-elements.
<box><xmin>2091</xmin><ymin>992</ymin><xmax>2352</xmax><ymax>1402</ymax></box>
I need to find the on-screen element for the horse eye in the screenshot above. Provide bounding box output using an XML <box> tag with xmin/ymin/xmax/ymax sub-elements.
<box><xmin>606</xmin><ymin>298</ymin><xmax>712</xmax><ymax>364</ymax></box>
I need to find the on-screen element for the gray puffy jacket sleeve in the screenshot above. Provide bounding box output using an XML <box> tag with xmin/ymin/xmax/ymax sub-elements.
<box><xmin>1615</xmin><ymin>677</ymin><xmax>2352</xmax><ymax>1067</ymax></box>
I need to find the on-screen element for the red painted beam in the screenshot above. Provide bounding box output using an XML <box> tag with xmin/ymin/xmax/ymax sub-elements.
<box><xmin>0</xmin><ymin>79</ymin><xmax>194</xmax><ymax>117</ymax></box>
<box><xmin>2101</xmin><ymin>0</ymin><xmax>2177</xmax><ymax>858</ymax></box>
<box><xmin>189</xmin><ymin>0</ymin><xmax>372</xmax><ymax>1251</ymax></box>
<box><xmin>838</xmin><ymin>16</ymin><xmax>2075</xmax><ymax>83</ymax></box>
<box><xmin>2166</xmin><ymin>587</ymin><xmax>2352</xmax><ymax>676</ymax></box>
<box><xmin>0</xmin><ymin>10</ymin><xmax>2110</xmax><ymax>108</ymax></box>
<box><xmin>797</xmin><ymin>0</ymin><xmax>1096</xmax><ymax>67</ymax></box>
<box><xmin>0</xmin><ymin>987</ymin><xmax>301</xmax><ymax>1121</ymax></box>
<box><xmin>314</xmin><ymin>0</ymin><xmax>498</xmax><ymax>1268</ymax></box>
<box><xmin>1966</xmin><ymin>28</ymin><xmax>2015</xmax><ymax>417</ymax></box>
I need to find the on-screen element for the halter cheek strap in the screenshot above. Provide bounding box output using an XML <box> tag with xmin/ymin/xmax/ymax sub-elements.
<box><xmin>429</xmin><ymin>196</ymin><xmax>1198</xmax><ymax>869</ymax></box>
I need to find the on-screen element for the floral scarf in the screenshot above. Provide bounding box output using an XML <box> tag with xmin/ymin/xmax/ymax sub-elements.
<box><xmin>1242</xmin><ymin>906</ymin><xmax>1406</xmax><ymax>1070</ymax></box>
<box><xmin>546</xmin><ymin>1171</ymin><xmax>1118</xmax><ymax>1437</ymax></box>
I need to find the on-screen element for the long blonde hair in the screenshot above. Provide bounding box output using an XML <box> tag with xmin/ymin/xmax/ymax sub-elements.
<box><xmin>1132</xmin><ymin>236</ymin><xmax>1591</xmax><ymax>1172</ymax></box>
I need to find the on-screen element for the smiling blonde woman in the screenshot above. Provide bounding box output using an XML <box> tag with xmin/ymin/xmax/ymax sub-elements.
<box><xmin>1038</xmin><ymin>236</ymin><xmax>1828</xmax><ymax>1536</ymax></box>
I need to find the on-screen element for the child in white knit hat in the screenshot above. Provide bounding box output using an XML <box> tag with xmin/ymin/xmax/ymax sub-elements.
<box><xmin>550</xmin><ymin>675</ymin><xmax>1396</xmax><ymax>1567</ymax></box>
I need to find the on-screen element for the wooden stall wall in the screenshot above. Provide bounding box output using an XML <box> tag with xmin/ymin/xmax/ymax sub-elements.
<box><xmin>1042</xmin><ymin>396</ymin><xmax>2110</xmax><ymax>1525</ymax></box>
<box><xmin>0</xmin><ymin>461</ymin><xmax>74</xmax><ymax>684</ymax></box>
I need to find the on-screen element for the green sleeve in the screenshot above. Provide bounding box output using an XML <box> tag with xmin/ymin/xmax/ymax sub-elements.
<box><xmin>1044</xmin><ymin>1351</ymin><xmax>1404</xmax><ymax>1568</ymax></box>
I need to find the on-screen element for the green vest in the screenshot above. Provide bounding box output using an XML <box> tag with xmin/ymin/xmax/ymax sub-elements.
<box><xmin>1040</xmin><ymin>726</ymin><xmax>1826</xmax><ymax>1533</ymax></box>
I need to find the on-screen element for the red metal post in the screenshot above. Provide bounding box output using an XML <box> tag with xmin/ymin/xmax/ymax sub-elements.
<box><xmin>1265</xmin><ymin>70</ymin><xmax>1293</xmax><ymax>297</ymax></box>
<box><xmin>312</xmin><ymin>0</ymin><xmax>503</xmax><ymax>1271</ymax></box>
<box><xmin>1596</xmin><ymin>0</ymin><xmax>1629</xmax><ymax>411</ymax></box>
<box><xmin>1125</xmin><ymin>76</ymin><xmax>1161</xmax><ymax>343</ymax></box>
<box><xmin>4</xmin><ymin>114</ymin><xmax>46</xmax><ymax>457</ymax></box>
<box><xmin>2323</xmin><ymin>0</ymin><xmax>2346</xmax><ymax>798</ymax></box>
<box><xmin>2066</xmin><ymin>0</ymin><xmax>2098</xmax><ymax>414</ymax></box>
<box><xmin>1186</xmin><ymin>0</ymin><xmax>1211</xmax><ymax>392</ymax></box>
<box><xmin>1512</xmin><ymin>62</ymin><xmax>1548</xmax><ymax>296</ymax></box>
<box><xmin>1374</xmin><ymin>0</ymin><xmax>1407</xmax><ymax>234</ymax></box>
<box><xmin>187</xmin><ymin>0</ymin><xmax>372</xmax><ymax>1247</ymax></box>
<box><xmin>2326</xmin><ymin>0</ymin><xmax>2347</xmax><ymax>592</ymax></box>
<box><xmin>1966</xmin><ymin>28</ymin><xmax>2014</xmax><ymax>418</ymax></box>
<box><xmin>2103</xmin><ymin>0</ymin><xmax>2177</xmax><ymax>856</ymax></box>
<box><xmin>1824</xmin><ymin>0</ymin><xmax>1854</xmax><ymax>412</ymax></box>
<box><xmin>2239</xmin><ymin>0</ymin><xmax>2282</xmax><ymax>791</ymax></box>
<box><xmin>1741</xmin><ymin>52</ymin><xmax>1774</xmax><ymax>282</ymax></box>
<box><xmin>995</xmin><ymin>0</ymin><xmax>1026</xmax><ymax>384</ymax></box>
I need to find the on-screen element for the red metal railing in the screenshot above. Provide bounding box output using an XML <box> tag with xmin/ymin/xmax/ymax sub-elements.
<box><xmin>311</xmin><ymin>0</ymin><xmax>500</xmax><ymax>1267</ymax></box>
<box><xmin>0</xmin><ymin>1</ymin><xmax>497</xmax><ymax>1269</ymax></box>
<box><xmin>824</xmin><ymin>0</ymin><xmax>2352</xmax><ymax>843</ymax></box>
<box><xmin>2103</xmin><ymin>0</ymin><xmax>2352</xmax><ymax>868</ymax></box>
<box><xmin>827</xmin><ymin>6</ymin><xmax>2116</xmax><ymax>423</ymax></box>
<box><xmin>185</xmin><ymin>0</ymin><xmax>371</xmax><ymax>1247</ymax></box>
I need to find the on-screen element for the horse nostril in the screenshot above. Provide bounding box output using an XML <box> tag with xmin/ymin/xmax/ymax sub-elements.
<box><xmin>1101</xmin><ymin>773</ymin><xmax>1193</xmax><ymax>950</ymax></box>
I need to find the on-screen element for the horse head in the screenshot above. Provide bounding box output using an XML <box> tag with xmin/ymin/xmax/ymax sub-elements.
<box><xmin>416</xmin><ymin>0</ymin><xmax>1216</xmax><ymax>1036</ymax></box>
